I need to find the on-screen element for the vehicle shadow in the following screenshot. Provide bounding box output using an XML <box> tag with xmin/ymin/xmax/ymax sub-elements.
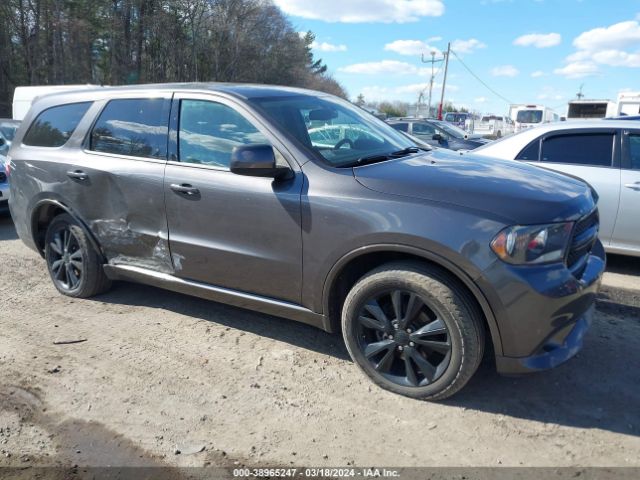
<box><xmin>94</xmin><ymin>281</ymin><xmax>351</xmax><ymax>361</ymax></box>
<box><xmin>94</xmin><ymin>280</ymin><xmax>639</xmax><ymax>439</ymax></box>
<box><xmin>0</xmin><ymin>214</ymin><xmax>18</xmax><ymax>241</ymax></box>
<box><xmin>606</xmin><ymin>253</ymin><xmax>640</xmax><ymax>276</ymax></box>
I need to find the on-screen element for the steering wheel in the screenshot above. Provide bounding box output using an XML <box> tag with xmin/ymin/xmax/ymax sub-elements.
<box><xmin>334</xmin><ymin>138</ymin><xmax>354</xmax><ymax>150</ymax></box>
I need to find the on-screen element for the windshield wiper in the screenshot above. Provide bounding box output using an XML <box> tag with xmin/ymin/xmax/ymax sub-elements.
<box><xmin>341</xmin><ymin>147</ymin><xmax>422</xmax><ymax>168</ymax></box>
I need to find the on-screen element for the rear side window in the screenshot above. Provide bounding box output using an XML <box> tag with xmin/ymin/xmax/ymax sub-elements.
<box><xmin>541</xmin><ymin>133</ymin><xmax>614</xmax><ymax>167</ymax></box>
<box><xmin>90</xmin><ymin>98</ymin><xmax>170</xmax><ymax>159</ymax></box>
<box><xmin>412</xmin><ymin>123</ymin><xmax>436</xmax><ymax>135</ymax></box>
<box><xmin>23</xmin><ymin>102</ymin><xmax>91</xmax><ymax>147</ymax></box>
<box><xmin>516</xmin><ymin>139</ymin><xmax>540</xmax><ymax>161</ymax></box>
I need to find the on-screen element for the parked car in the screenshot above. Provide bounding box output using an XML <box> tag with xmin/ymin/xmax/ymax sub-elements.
<box><xmin>388</xmin><ymin>118</ymin><xmax>491</xmax><ymax>150</ymax></box>
<box><xmin>473</xmin><ymin>120</ymin><xmax>640</xmax><ymax>257</ymax></box>
<box><xmin>0</xmin><ymin>119</ymin><xmax>20</xmax><ymax>156</ymax></box>
<box><xmin>9</xmin><ymin>84</ymin><xmax>604</xmax><ymax>400</ymax></box>
<box><xmin>0</xmin><ymin>153</ymin><xmax>9</xmax><ymax>213</ymax></box>
<box><xmin>443</xmin><ymin>111</ymin><xmax>474</xmax><ymax>132</ymax></box>
<box><xmin>474</xmin><ymin>115</ymin><xmax>514</xmax><ymax>139</ymax></box>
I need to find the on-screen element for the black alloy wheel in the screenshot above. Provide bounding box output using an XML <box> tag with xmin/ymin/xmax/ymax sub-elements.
<box><xmin>355</xmin><ymin>289</ymin><xmax>452</xmax><ymax>387</ymax></box>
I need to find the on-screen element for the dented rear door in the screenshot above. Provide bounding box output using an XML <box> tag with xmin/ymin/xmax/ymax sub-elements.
<box><xmin>66</xmin><ymin>92</ymin><xmax>173</xmax><ymax>272</ymax></box>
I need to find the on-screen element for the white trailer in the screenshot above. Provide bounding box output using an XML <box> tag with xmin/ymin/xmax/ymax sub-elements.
<box><xmin>616</xmin><ymin>91</ymin><xmax>640</xmax><ymax>116</ymax></box>
<box><xmin>509</xmin><ymin>104</ymin><xmax>556</xmax><ymax>132</ymax></box>
<box><xmin>12</xmin><ymin>85</ymin><xmax>100</xmax><ymax>120</ymax></box>
<box><xmin>567</xmin><ymin>99</ymin><xmax>616</xmax><ymax>120</ymax></box>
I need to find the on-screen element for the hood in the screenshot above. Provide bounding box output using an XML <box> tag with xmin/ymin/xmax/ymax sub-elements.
<box><xmin>353</xmin><ymin>149</ymin><xmax>595</xmax><ymax>225</ymax></box>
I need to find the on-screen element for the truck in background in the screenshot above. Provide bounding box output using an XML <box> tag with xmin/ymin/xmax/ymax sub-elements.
<box><xmin>567</xmin><ymin>99</ymin><xmax>616</xmax><ymax>120</ymax></box>
<box><xmin>12</xmin><ymin>85</ymin><xmax>99</xmax><ymax>120</ymax></box>
<box><xmin>508</xmin><ymin>104</ymin><xmax>557</xmax><ymax>132</ymax></box>
<box><xmin>616</xmin><ymin>91</ymin><xmax>640</xmax><ymax>116</ymax></box>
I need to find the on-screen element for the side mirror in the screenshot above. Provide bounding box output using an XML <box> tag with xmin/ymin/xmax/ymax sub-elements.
<box><xmin>230</xmin><ymin>144</ymin><xmax>290</xmax><ymax>179</ymax></box>
<box><xmin>0</xmin><ymin>138</ymin><xmax>5</xmax><ymax>146</ymax></box>
<box><xmin>432</xmin><ymin>133</ymin><xmax>443</xmax><ymax>142</ymax></box>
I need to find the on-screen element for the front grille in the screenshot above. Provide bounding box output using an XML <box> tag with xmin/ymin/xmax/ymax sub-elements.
<box><xmin>0</xmin><ymin>172</ymin><xmax>6</xmax><ymax>183</ymax></box>
<box><xmin>566</xmin><ymin>209</ymin><xmax>599</xmax><ymax>277</ymax></box>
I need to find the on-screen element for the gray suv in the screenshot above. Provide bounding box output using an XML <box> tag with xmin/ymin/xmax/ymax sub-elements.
<box><xmin>8</xmin><ymin>84</ymin><xmax>605</xmax><ymax>400</ymax></box>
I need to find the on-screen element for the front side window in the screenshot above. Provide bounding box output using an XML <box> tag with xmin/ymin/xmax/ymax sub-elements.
<box><xmin>178</xmin><ymin>100</ymin><xmax>269</xmax><ymax>169</ymax></box>
<box><xmin>541</xmin><ymin>133</ymin><xmax>614</xmax><ymax>167</ymax></box>
<box><xmin>23</xmin><ymin>102</ymin><xmax>91</xmax><ymax>147</ymax></box>
<box><xmin>629</xmin><ymin>134</ymin><xmax>640</xmax><ymax>170</ymax></box>
<box><xmin>90</xmin><ymin>98</ymin><xmax>170</xmax><ymax>159</ymax></box>
<box><xmin>516</xmin><ymin>140</ymin><xmax>540</xmax><ymax>161</ymax></box>
<box><xmin>249</xmin><ymin>95</ymin><xmax>414</xmax><ymax>168</ymax></box>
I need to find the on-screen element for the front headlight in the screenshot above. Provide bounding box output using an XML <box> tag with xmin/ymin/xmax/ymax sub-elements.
<box><xmin>490</xmin><ymin>223</ymin><xmax>574</xmax><ymax>265</ymax></box>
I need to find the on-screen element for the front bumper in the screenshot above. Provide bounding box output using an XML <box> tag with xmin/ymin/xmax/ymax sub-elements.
<box><xmin>478</xmin><ymin>239</ymin><xmax>605</xmax><ymax>375</ymax></box>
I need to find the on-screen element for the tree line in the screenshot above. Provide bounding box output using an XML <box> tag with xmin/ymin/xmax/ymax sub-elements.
<box><xmin>0</xmin><ymin>0</ymin><xmax>347</xmax><ymax>117</ymax></box>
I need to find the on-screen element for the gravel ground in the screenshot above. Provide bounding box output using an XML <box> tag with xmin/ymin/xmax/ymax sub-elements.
<box><xmin>0</xmin><ymin>214</ymin><xmax>639</xmax><ymax>471</ymax></box>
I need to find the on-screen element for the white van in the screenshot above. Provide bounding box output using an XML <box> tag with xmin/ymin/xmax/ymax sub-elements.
<box><xmin>509</xmin><ymin>104</ymin><xmax>556</xmax><ymax>132</ymax></box>
<box><xmin>12</xmin><ymin>85</ymin><xmax>100</xmax><ymax>121</ymax></box>
<box><xmin>616</xmin><ymin>91</ymin><xmax>640</xmax><ymax>116</ymax></box>
<box><xmin>567</xmin><ymin>99</ymin><xmax>616</xmax><ymax>120</ymax></box>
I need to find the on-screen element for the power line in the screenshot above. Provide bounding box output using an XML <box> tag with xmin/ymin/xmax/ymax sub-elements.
<box><xmin>449</xmin><ymin>49</ymin><xmax>513</xmax><ymax>105</ymax></box>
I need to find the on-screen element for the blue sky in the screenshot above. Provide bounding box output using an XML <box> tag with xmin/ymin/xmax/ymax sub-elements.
<box><xmin>274</xmin><ymin>0</ymin><xmax>640</xmax><ymax>115</ymax></box>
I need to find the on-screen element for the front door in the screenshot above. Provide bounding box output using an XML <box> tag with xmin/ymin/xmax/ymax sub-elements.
<box><xmin>611</xmin><ymin>130</ymin><xmax>640</xmax><ymax>252</ymax></box>
<box><xmin>163</xmin><ymin>93</ymin><xmax>304</xmax><ymax>304</ymax></box>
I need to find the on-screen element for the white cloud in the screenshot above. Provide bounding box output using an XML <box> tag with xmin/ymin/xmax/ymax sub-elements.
<box><xmin>273</xmin><ymin>0</ymin><xmax>444</xmax><ymax>23</ymax></box>
<box><xmin>553</xmin><ymin>61</ymin><xmax>599</xmax><ymax>79</ymax></box>
<box><xmin>451</xmin><ymin>38</ymin><xmax>487</xmax><ymax>54</ymax></box>
<box><xmin>311</xmin><ymin>41</ymin><xmax>347</xmax><ymax>52</ymax></box>
<box><xmin>573</xmin><ymin>20</ymin><xmax>640</xmax><ymax>51</ymax></box>
<box><xmin>513</xmin><ymin>33</ymin><xmax>561</xmax><ymax>48</ymax></box>
<box><xmin>359</xmin><ymin>82</ymin><xmax>459</xmax><ymax>101</ymax></box>
<box><xmin>474</xmin><ymin>97</ymin><xmax>488</xmax><ymax>103</ymax></box>
<box><xmin>339</xmin><ymin>60</ymin><xmax>427</xmax><ymax>75</ymax></box>
<box><xmin>384</xmin><ymin>40</ymin><xmax>441</xmax><ymax>56</ymax></box>
<box><xmin>491</xmin><ymin>65</ymin><xmax>519</xmax><ymax>77</ymax></box>
<box><xmin>555</xmin><ymin>19</ymin><xmax>640</xmax><ymax>78</ymax></box>
<box><xmin>531</xmin><ymin>70</ymin><xmax>546</xmax><ymax>77</ymax></box>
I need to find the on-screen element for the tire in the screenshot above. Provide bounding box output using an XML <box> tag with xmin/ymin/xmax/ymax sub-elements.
<box><xmin>496</xmin><ymin>130</ymin><xmax>502</xmax><ymax>138</ymax></box>
<box><xmin>341</xmin><ymin>261</ymin><xmax>485</xmax><ymax>401</ymax></box>
<box><xmin>44</xmin><ymin>213</ymin><xmax>112</xmax><ymax>298</ymax></box>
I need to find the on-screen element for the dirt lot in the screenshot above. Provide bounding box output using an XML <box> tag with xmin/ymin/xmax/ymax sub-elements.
<box><xmin>1</xmin><ymin>214</ymin><xmax>639</xmax><ymax>471</ymax></box>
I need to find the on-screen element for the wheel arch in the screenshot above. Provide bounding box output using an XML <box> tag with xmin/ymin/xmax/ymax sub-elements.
<box><xmin>30</xmin><ymin>199</ymin><xmax>105</xmax><ymax>262</ymax></box>
<box><xmin>322</xmin><ymin>244</ymin><xmax>503</xmax><ymax>356</ymax></box>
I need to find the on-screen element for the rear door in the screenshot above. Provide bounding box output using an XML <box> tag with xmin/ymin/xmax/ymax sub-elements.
<box><xmin>163</xmin><ymin>93</ymin><xmax>304</xmax><ymax>303</ymax></box>
<box><xmin>611</xmin><ymin>130</ymin><xmax>640</xmax><ymax>253</ymax></box>
<box><xmin>533</xmin><ymin>129</ymin><xmax>621</xmax><ymax>245</ymax></box>
<box><xmin>21</xmin><ymin>94</ymin><xmax>173</xmax><ymax>272</ymax></box>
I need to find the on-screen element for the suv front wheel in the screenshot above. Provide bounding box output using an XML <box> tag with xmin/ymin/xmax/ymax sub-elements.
<box><xmin>342</xmin><ymin>262</ymin><xmax>484</xmax><ymax>400</ymax></box>
<box><xmin>44</xmin><ymin>213</ymin><xmax>112</xmax><ymax>298</ymax></box>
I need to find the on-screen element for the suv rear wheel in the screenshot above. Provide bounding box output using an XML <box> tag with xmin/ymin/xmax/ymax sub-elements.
<box><xmin>44</xmin><ymin>214</ymin><xmax>112</xmax><ymax>298</ymax></box>
<box><xmin>341</xmin><ymin>262</ymin><xmax>484</xmax><ymax>400</ymax></box>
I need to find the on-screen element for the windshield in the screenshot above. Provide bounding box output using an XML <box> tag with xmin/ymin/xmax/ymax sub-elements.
<box><xmin>249</xmin><ymin>95</ymin><xmax>415</xmax><ymax>167</ymax></box>
<box><xmin>0</xmin><ymin>122</ymin><xmax>18</xmax><ymax>141</ymax></box>
<box><xmin>444</xmin><ymin>113</ymin><xmax>466</xmax><ymax>123</ymax></box>
<box><xmin>432</xmin><ymin>121</ymin><xmax>466</xmax><ymax>138</ymax></box>
<box><xmin>516</xmin><ymin>110</ymin><xmax>543</xmax><ymax>124</ymax></box>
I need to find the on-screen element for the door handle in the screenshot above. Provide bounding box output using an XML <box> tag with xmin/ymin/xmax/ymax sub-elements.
<box><xmin>66</xmin><ymin>170</ymin><xmax>88</xmax><ymax>181</ymax></box>
<box><xmin>624</xmin><ymin>183</ymin><xmax>640</xmax><ymax>190</ymax></box>
<box><xmin>170</xmin><ymin>183</ymin><xmax>200</xmax><ymax>196</ymax></box>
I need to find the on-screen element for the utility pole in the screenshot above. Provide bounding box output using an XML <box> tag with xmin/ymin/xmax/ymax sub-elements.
<box><xmin>576</xmin><ymin>84</ymin><xmax>585</xmax><ymax>100</ymax></box>
<box><xmin>437</xmin><ymin>42</ymin><xmax>451</xmax><ymax>120</ymax></box>
<box><xmin>420</xmin><ymin>49</ymin><xmax>445</xmax><ymax>117</ymax></box>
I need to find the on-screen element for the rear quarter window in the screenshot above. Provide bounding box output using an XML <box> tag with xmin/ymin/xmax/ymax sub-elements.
<box><xmin>23</xmin><ymin>102</ymin><xmax>92</xmax><ymax>147</ymax></box>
